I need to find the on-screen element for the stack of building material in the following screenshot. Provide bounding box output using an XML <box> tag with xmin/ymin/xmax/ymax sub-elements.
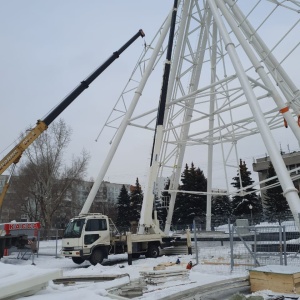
<box><xmin>249</xmin><ymin>265</ymin><xmax>300</xmax><ymax>294</ymax></box>
<box><xmin>140</xmin><ymin>263</ymin><xmax>189</xmax><ymax>285</ymax></box>
<box><xmin>118</xmin><ymin>280</ymin><xmax>146</xmax><ymax>298</ymax></box>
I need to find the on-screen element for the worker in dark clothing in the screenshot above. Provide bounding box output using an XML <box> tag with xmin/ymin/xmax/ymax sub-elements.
<box><xmin>28</xmin><ymin>237</ymin><xmax>37</xmax><ymax>265</ymax></box>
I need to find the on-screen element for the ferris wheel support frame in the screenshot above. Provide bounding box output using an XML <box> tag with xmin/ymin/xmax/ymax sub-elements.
<box><xmin>80</xmin><ymin>11</ymin><xmax>173</xmax><ymax>215</ymax></box>
<box><xmin>208</xmin><ymin>0</ymin><xmax>300</xmax><ymax>229</ymax></box>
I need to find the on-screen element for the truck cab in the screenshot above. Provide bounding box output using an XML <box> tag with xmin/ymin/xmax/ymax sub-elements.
<box><xmin>62</xmin><ymin>213</ymin><xmax>111</xmax><ymax>265</ymax></box>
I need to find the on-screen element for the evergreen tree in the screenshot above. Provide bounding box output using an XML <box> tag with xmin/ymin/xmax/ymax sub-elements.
<box><xmin>173</xmin><ymin>164</ymin><xmax>190</xmax><ymax>225</ymax></box>
<box><xmin>195</xmin><ymin>167</ymin><xmax>207</xmax><ymax>214</ymax></box>
<box><xmin>211</xmin><ymin>194</ymin><xmax>232</xmax><ymax>228</ymax></box>
<box><xmin>231</xmin><ymin>159</ymin><xmax>262</xmax><ymax>218</ymax></box>
<box><xmin>212</xmin><ymin>195</ymin><xmax>231</xmax><ymax>217</ymax></box>
<box><xmin>155</xmin><ymin>179</ymin><xmax>170</xmax><ymax>229</ymax></box>
<box><xmin>173</xmin><ymin>163</ymin><xmax>207</xmax><ymax>225</ymax></box>
<box><xmin>129</xmin><ymin>178</ymin><xmax>143</xmax><ymax>223</ymax></box>
<box><xmin>264</xmin><ymin>162</ymin><xmax>290</xmax><ymax>224</ymax></box>
<box><xmin>116</xmin><ymin>185</ymin><xmax>131</xmax><ymax>229</ymax></box>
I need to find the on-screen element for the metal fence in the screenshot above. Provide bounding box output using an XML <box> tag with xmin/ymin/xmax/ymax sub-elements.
<box><xmin>38</xmin><ymin>228</ymin><xmax>65</xmax><ymax>240</ymax></box>
<box><xmin>6</xmin><ymin>228</ymin><xmax>64</xmax><ymax>258</ymax></box>
<box><xmin>183</xmin><ymin>217</ymin><xmax>300</xmax><ymax>273</ymax></box>
<box><xmin>7</xmin><ymin>217</ymin><xmax>300</xmax><ymax>271</ymax></box>
<box><xmin>230</xmin><ymin>220</ymin><xmax>300</xmax><ymax>270</ymax></box>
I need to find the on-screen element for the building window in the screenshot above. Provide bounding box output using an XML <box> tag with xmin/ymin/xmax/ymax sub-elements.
<box><xmin>21</xmin><ymin>214</ymin><xmax>28</xmax><ymax>222</ymax></box>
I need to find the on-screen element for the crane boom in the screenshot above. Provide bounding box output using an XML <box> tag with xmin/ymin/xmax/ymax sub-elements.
<box><xmin>0</xmin><ymin>29</ymin><xmax>145</xmax><ymax>208</ymax></box>
<box><xmin>138</xmin><ymin>0</ymin><xmax>178</xmax><ymax>234</ymax></box>
<box><xmin>0</xmin><ymin>29</ymin><xmax>145</xmax><ymax>176</ymax></box>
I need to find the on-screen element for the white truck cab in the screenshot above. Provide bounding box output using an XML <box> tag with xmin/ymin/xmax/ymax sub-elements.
<box><xmin>62</xmin><ymin>213</ymin><xmax>111</xmax><ymax>265</ymax></box>
<box><xmin>61</xmin><ymin>212</ymin><xmax>184</xmax><ymax>266</ymax></box>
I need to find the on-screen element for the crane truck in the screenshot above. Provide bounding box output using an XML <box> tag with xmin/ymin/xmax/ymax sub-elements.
<box><xmin>61</xmin><ymin>0</ymin><xmax>191</xmax><ymax>266</ymax></box>
<box><xmin>0</xmin><ymin>29</ymin><xmax>145</xmax><ymax>259</ymax></box>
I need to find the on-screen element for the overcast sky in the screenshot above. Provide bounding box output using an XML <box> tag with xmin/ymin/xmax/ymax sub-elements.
<box><xmin>1</xmin><ymin>1</ymin><xmax>300</xmax><ymax>190</ymax></box>
<box><xmin>0</xmin><ymin>1</ymin><xmax>172</xmax><ymax>186</ymax></box>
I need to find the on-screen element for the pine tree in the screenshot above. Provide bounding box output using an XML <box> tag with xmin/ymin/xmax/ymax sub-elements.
<box><xmin>212</xmin><ymin>195</ymin><xmax>231</xmax><ymax>217</ymax></box>
<box><xmin>211</xmin><ymin>195</ymin><xmax>232</xmax><ymax>228</ymax></box>
<box><xmin>173</xmin><ymin>164</ymin><xmax>190</xmax><ymax>225</ymax></box>
<box><xmin>173</xmin><ymin>163</ymin><xmax>207</xmax><ymax>225</ymax></box>
<box><xmin>195</xmin><ymin>166</ymin><xmax>207</xmax><ymax>214</ymax></box>
<box><xmin>116</xmin><ymin>185</ymin><xmax>131</xmax><ymax>229</ymax></box>
<box><xmin>155</xmin><ymin>179</ymin><xmax>170</xmax><ymax>229</ymax></box>
<box><xmin>231</xmin><ymin>159</ymin><xmax>262</xmax><ymax>218</ymax></box>
<box><xmin>264</xmin><ymin>162</ymin><xmax>290</xmax><ymax>224</ymax></box>
<box><xmin>129</xmin><ymin>178</ymin><xmax>143</xmax><ymax>223</ymax></box>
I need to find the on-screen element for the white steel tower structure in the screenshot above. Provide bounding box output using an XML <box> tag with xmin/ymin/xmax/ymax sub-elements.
<box><xmin>83</xmin><ymin>0</ymin><xmax>300</xmax><ymax>233</ymax></box>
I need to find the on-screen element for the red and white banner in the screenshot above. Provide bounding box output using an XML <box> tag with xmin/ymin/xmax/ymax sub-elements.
<box><xmin>3</xmin><ymin>222</ymin><xmax>41</xmax><ymax>233</ymax></box>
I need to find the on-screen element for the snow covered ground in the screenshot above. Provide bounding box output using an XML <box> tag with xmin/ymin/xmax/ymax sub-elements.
<box><xmin>1</xmin><ymin>239</ymin><xmax>295</xmax><ymax>300</ymax></box>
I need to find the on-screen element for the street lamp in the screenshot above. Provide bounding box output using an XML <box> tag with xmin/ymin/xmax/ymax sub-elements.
<box><xmin>249</xmin><ymin>204</ymin><xmax>253</xmax><ymax>225</ymax></box>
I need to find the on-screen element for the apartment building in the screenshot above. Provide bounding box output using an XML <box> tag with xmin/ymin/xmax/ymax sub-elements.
<box><xmin>252</xmin><ymin>151</ymin><xmax>300</xmax><ymax>204</ymax></box>
<box><xmin>0</xmin><ymin>175</ymin><xmax>131</xmax><ymax>224</ymax></box>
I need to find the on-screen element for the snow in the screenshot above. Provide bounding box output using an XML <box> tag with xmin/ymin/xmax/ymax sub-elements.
<box><xmin>250</xmin><ymin>265</ymin><xmax>300</xmax><ymax>275</ymax></box>
<box><xmin>215</xmin><ymin>221</ymin><xmax>299</xmax><ymax>231</ymax></box>
<box><xmin>0</xmin><ymin>239</ymin><xmax>299</xmax><ymax>300</ymax></box>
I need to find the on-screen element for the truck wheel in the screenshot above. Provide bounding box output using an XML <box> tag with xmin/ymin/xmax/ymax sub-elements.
<box><xmin>89</xmin><ymin>249</ymin><xmax>104</xmax><ymax>265</ymax></box>
<box><xmin>146</xmin><ymin>244</ymin><xmax>159</xmax><ymax>258</ymax></box>
<box><xmin>72</xmin><ymin>257</ymin><xmax>85</xmax><ymax>265</ymax></box>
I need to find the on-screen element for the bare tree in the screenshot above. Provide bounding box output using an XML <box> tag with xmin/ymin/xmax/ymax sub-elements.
<box><xmin>12</xmin><ymin>119</ymin><xmax>90</xmax><ymax>235</ymax></box>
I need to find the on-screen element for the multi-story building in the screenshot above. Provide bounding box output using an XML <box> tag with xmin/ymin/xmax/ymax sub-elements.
<box><xmin>252</xmin><ymin>151</ymin><xmax>300</xmax><ymax>204</ymax></box>
<box><xmin>101</xmin><ymin>181</ymin><xmax>131</xmax><ymax>204</ymax></box>
<box><xmin>0</xmin><ymin>175</ymin><xmax>132</xmax><ymax>224</ymax></box>
<box><xmin>0</xmin><ymin>175</ymin><xmax>26</xmax><ymax>223</ymax></box>
<box><xmin>74</xmin><ymin>180</ymin><xmax>131</xmax><ymax>206</ymax></box>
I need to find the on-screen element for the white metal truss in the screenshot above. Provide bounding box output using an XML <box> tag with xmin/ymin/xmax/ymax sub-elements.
<box><xmin>87</xmin><ymin>0</ymin><xmax>300</xmax><ymax>234</ymax></box>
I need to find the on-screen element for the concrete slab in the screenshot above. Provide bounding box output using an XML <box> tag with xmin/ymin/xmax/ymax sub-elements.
<box><xmin>0</xmin><ymin>265</ymin><xmax>62</xmax><ymax>299</ymax></box>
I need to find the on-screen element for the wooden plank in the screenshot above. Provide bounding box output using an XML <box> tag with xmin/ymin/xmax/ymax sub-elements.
<box><xmin>203</xmin><ymin>260</ymin><xmax>254</xmax><ymax>267</ymax></box>
<box><xmin>293</xmin><ymin>273</ymin><xmax>300</xmax><ymax>281</ymax></box>
<box><xmin>250</xmin><ymin>271</ymin><xmax>268</xmax><ymax>280</ymax></box>
<box><xmin>250</xmin><ymin>280</ymin><xmax>269</xmax><ymax>292</ymax></box>
<box><xmin>250</xmin><ymin>269</ymin><xmax>300</xmax><ymax>293</ymax></box>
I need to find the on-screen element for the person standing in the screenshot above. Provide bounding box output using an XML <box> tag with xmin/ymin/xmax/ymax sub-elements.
<box><xmin>28</xmin><ymin>237</ymin><xmax>37</xmax><ymax>265</ymax></box>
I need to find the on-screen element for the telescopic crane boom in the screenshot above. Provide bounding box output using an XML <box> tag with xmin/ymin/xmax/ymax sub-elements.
<box><xmin>138</xmin><ymin>0</ymin><xmax>178</xmax><ymax>234</ymax></box>
<box><xmin>0</xmin><ymin>29</ymin><xmax>145</xmax><ymax>209</ymax></box>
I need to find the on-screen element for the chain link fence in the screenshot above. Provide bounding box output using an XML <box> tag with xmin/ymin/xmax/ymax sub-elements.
<box><xmin>7</xmin><ymin>214</ymin><xmax>300</xmax><ymax>270</ymax></box>
<box><xmin>7</xmin><ymin>228</ymin><xmax>64</xmax><ymax>258</ymax></box>
<box><xmin>38</xmin><ymin>228</ymin><xmax>65</xmax><ymax>240</ymax></box>
<box><xmin>177</xmin><ymin>215</ymin><xmax>300</xmax><ymax>274</ymax></box>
